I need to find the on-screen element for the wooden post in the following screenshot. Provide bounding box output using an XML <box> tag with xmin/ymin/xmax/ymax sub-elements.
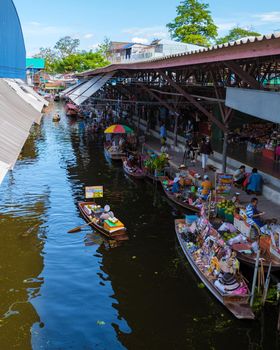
<box><xmin>262</xmin><ymin>262</ymin><xmax>272</xmax><ymax>305</ymax></box>
<box><xmin>173</xmin><ymin>112</ymin><xmax>179</xmax><ymax>147</ymax></box>
<box><xmin>222</xmin><ymin>130</ymin><xmax>228</xmax><ymax>173</ymax></box>
<box><xmin>250</xmin><ymin>250</ymin><xmax>260</xmax><ymax>307</ymax></box>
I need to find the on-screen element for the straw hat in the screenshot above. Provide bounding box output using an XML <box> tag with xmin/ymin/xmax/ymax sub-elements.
<box><xmin>179</xmin><ymin>164</ymin><xmax>187</xmax><ymax>169</ymax></box>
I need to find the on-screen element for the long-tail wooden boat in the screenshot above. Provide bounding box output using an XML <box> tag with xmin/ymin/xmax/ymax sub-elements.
<box><xmin>160</xmin><ymin>178</ymin><xmax>200</xmax><ymax>213</ymax></box>
<box><xmin>78</xmin><ymin>202</ymin><xmax>128</xmax><ymax>241</ymax></box>
<box><xmin>175</xmin><ymin>219</ymin><xmax>254</xmax><ymax>320</ymax></box>
<box><xmin>65</xmin><ymin>103</ymin><xmax>79</xmax><ymax>117</ymax></box>
<box><xmin>104</xmin><ymin>144</ymin><xmax>126</xmax><ymax>161</ymax></box>
<box><xmin>122</xmin><ymin>157</ymin><xmax>146</xmax><ymax>179</ymax></box>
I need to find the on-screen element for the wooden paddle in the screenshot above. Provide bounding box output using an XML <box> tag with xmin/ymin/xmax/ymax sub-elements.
<box><xmin>68</xmin><ymin>221</ymin><xmax>93</xmax><ymax>233</ymax></box>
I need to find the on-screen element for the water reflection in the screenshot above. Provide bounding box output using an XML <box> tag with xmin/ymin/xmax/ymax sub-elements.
<box><xmin>0</xmin><ymin>103</ymin><xmax>279</xmax><ymax>349</ymax></box>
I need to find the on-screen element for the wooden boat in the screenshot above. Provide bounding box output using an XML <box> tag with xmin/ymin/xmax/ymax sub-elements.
<box><xmin>160</xmin><ymin>178</ymin><xmax>200</xmax><ymax>213</ymax></box>
<box><xmin>175</xmin><ymin>219</ymin><xmax>254</xmax><ymax>320</ymax></box>
<box><xmin>65</xmin><ymin>103</ymin><xmax>79</xmax><ymax>117</ymax></box>
<box><xmin>104</xmin><ymin>144</ymin><xmax>126</xmax><ymax>161</ymax></box>
<box><xmin>78</xmin><ymin>202</ymin><xmax>128</xmax><ymax>241</ymax></box>
<box><xmin>122</xmin><ymin>157</ymin><xmax>146</xmax><ymax>179</ymax></box>
<box><xmin>52</xmin><ymin>113</ymin><xmax>60</xmax><ymax>122</ymax></box>
<box><xmin>233</xmin><ymin>250</ymin><xmax>280</xmax><ymax>271</ymax></box>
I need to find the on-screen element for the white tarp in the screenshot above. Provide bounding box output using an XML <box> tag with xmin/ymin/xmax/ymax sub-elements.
<box><xmin>4</xmin><ymin>79</ymin><xmax>45</xmax><ymax>123</ymax></box>
<box><xmin>15</xmin><ymin>79</ymin><xmax>49</xmax><ymax>106</ymax></box>
<box><xmin>226</xmin><ymin>87</ymin><xmax>280</xmax><ymax>123</ymax></box>
<box><xmin>0</xmin><ymin>79</ymin><xmax>43</xmax><ymax>184</ymax></box>
<box><xmin>68</xmin><ymin>73</ymin><xmax>114</xmax><ymax>105</ymax></box>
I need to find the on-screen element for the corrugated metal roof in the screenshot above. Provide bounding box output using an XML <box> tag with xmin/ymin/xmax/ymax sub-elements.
<box><xmin>0</xmin><ymin>0</ymin><xmax>26</xmax><ymax>79</ymax></box>
<box><xmin>79</xmin><ymin>33</ymin><xmax>280</xmax><ymax>77</ymax></box>
<box><xmin>0</xmin><ymin>79</ymin><xmax>44</xmax><ymax>184</ymax></box>
<box><xmin>26</xmin><ymin>58</ymin><xmax>45</xmax><ymax>69</ymax></box>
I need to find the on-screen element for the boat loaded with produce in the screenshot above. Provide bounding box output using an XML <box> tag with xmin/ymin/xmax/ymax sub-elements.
<box><xmin>160</xmin><ymin>177</ymin><xmax>201</xmax><ymax>213</ymax></box>
<box><xmin>122</xmin><ymin>156</ymin><xmax>146</xmax><ymax>179</ymax></box>
<box><xmin>78</xmin><ymin>202</ymin><xmax>128</xmax><ymax>240</ymax></box>
<box><xmin>218</xmin><ymin>211</ymin><xmax>280</xmax><ymax>271</ymax></box>
<box><xmin>175</xmin><ymin>216</ymin><xmax>254</xmax><ymax>319</ymax></box>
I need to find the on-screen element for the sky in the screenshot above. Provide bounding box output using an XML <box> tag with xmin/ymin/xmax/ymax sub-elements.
<box><xmin>13</xmin><ymin>0</ymin><xmax>280</xmax><ymax>56</ymax></box>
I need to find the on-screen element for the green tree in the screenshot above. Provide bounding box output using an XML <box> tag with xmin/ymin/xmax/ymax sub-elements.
<box><xmin>53</xmin><ymin>51</ymin><xmax>109</xmax><ymax>73</ymax></box>
<box><xmin>98</xmin><ymin>37</ymin><xmax>111</xmax><ymax>60</ymax></box>
<box><xmin>216</xmin><ymin>27</ymin><xmax>261</xmax><ymax>45</ymax></box>
<box><xmin>33</xmin><ymin>47</ymin><xmax>57</xmax><ymax>72</ymax></box>
<box><xmin>54</xmin><ymin>36</ymin><xmax>80</xmax><ymax>58</ymax></box>
<box><xmin>167</xmin><ymin>0</ymin><xmax>218</xmax><ymax>46</ymax></box>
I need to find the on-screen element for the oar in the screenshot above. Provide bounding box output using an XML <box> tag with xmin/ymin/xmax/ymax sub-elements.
<box><xmin>68</xmin><ymin>221</ymin><xmax>93</xmax><ymax>233</ymax></box>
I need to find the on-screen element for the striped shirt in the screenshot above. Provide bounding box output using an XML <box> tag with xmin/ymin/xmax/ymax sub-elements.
<box><xmin>246</xmin><ymin>204</ymin><xmax>255</xmax><ymax>225</ymax></box>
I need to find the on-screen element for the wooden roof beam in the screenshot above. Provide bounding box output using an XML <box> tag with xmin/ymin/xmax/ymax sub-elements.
<box><xmin>224</xmin><ymin>61</ymin><xmax>261</xmax><ymax>89</ymax></box>
<box><xmin>158</xmin><ymin>70</ymin><xmax>226</xmax><ymax>131</ymax></box>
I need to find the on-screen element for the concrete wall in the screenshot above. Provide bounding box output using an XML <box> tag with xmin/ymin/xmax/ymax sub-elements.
<box><xmin>226</xmin><ymin>87</ymin><xmax>280</xmax><ymax>124</ymax></box>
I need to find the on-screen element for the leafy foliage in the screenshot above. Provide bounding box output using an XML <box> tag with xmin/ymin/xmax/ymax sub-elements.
<box><xmin>33</xmin><ymin>47</ymin><xmax>57</xmax><ymax>73</ymax></box>
<box><xmin>144</xmin><ymin>154</ymin><xmax>168</xmax><ymax>172</ymax></box>
<box><xmin>98</xmin><ymin>37</ymin><xmax>111</xmax><ymax>59</ymax></box>
<box><xmin>167</xmin><ymin>0</ymin><xmax>218</xmax><ymax>46</ymax></box>
<box><xmin>216</xmin><ymin>27</ymin><xmax>261</xmax><ymax>45</ymax></box>
<box><xmin>33</xmin><ymin>36</ymin><xmax>110</xmax><ymax>74</ymax></box>
<box><xmin>53</xmin><ymin>51</ymin><xmax>109</xmax><ymax>73</ymax></box>
<box><xmin>54</xmin><ymin>36</ymin><xmax>80</xmax><ymax>58</ymax></box>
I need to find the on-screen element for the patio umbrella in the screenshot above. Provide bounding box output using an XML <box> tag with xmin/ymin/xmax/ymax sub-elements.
<box><xmin>104</xmin><ymin>124</ymin><xmax>133</xmax><ymax>134</ymax></box>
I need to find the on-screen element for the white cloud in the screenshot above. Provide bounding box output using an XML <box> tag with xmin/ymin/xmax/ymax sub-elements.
<box><xmin>252</xmin><ymin>11</ymin><xmax>280</xmax><ymax>23</ymax></box>
<box><xmin>122</xmin><ymin>25</ymin><xmax>169</xmax><ymax>43</ymax></box>
<box><xmin>88</xmin><ymin>43</ymin><xmax>100</xmax><ymax>51</ymax></box>
<box><xmin>84</xmin><ymin>33</ymin><xmax>94</xmax><ymax>39</ymax></box>
<box><xmin>131</xmin><ymin>37</ymin><xmax>149</xmax><ymax>44</ymax></box>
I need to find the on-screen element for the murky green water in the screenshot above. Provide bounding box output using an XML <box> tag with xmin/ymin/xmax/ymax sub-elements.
<box><xmin>0</xmin><ymin>104</ymin><xmax>279</xmax><ymax>349</ymax></box>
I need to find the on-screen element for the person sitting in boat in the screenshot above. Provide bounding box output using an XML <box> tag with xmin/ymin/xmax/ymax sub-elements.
<box><xmin>199</xmin><ymin>175</ymin><xmax>212</xmax><ymax>200</ymax></box>
<box><xmin>119</xmin><ymin>136</ymin><xmax>126</xmax><ymax>150</ymax></box>
<box><xmin>100</xmin><ymin>205</ymin><xmax>115</xmax><ymax>221</ymax></box>
<box><xmin>172</xmin><ymin>177</ymin><xmax>181</xmax><ymax>194</ymax></box>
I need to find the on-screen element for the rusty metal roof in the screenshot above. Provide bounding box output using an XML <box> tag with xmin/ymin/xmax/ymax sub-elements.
<box><xmin>78</xmin><ymin>33</ymin><xmax>280</xmax><ymax>77</ymax></box>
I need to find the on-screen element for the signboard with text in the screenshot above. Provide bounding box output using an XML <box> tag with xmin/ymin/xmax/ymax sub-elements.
<box><xmin>215</xmin><ymin>173</ymin><xmax>233</xmax><ymax>196</ymax></box>
<box><xmin>85</xmin><ymin>186</ymin><xmax>103</xmax><ymax>199</ymax></box>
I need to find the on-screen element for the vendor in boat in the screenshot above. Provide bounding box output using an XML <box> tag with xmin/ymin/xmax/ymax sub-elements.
<box><xmin>172</xmin><ymin>177</ymin><xmax>181</xmax><ymax>194</ymax></box>
<box><xmin>100</xmin><ymin>205</ymin><xmax>115</xmax><ymax>221</ymax></box>
<box><xmin>199</xmin><ymin>175</ymin><xmax>212</xmax><ymax>200</ymax></box>
<box><xmin>245</xmin><ymin>197</ymin><xmax>265</xmax><ymax>228</ymax></box>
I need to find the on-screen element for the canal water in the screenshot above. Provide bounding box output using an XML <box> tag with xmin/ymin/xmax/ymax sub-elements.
<box><xmin>0</xmin><ymin>104</ymin><xmax>279</xmax><ymax>350</ymax></box>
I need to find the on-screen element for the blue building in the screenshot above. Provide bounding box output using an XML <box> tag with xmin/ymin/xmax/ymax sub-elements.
<box><xmin>0</xmin><ymin>0</ymin><xmax>26</xmax><ymax>79</ymax></box>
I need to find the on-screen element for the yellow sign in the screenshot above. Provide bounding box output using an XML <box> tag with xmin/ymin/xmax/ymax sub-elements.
<box><xmin>85</xmin><ymin>186</ymin><xmax>103</xmax><ymax>199</ymax></box>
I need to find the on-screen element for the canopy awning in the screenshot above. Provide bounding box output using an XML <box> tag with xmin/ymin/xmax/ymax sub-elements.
<box><xmin>68</xmin><ymin>73</ymin><xmax>114</xmax><ymax>106</ymax></box>
<box><xmin>0</xmin><ymin>79</ymin><xmax>44</xmax><ymax>184</ymax></box>
<box><xmin>4</xmin><ymin>78</ymin><xmax>47</xmax><ymax>123</ymax></box>
<box><xmin>60</xmin><ymin>81</ymin><xmax>84</xmax><ymax>97</ymax></box>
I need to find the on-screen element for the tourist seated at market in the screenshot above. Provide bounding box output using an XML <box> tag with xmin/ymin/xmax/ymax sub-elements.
<box><xmin>199</xmin><ymin>175</ymin><xmax>212</xmax><ymax>200</ymax></box>
<box><xmin>100</xmin><ymin>205</ymin><xmax>115</xmax><ymax>221</ymax></box>
<box><xmin>233</xmin><ymin>165</ymin><xmax>246</xmax><ymax>186</ymax></box>
<box><xmin>172</xmin><ymin>177</ymin><xmax>181</xmax><ymax>194</ymax></box>
<box><xmin>246</xmin><ymin>168</ymin><xmax>263</xmax><ymax>195</ymax></box>
<box><xmin>245</xmin><ymin>197</ymin><xmax>265</xmax><ymax>228</ymax></box>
